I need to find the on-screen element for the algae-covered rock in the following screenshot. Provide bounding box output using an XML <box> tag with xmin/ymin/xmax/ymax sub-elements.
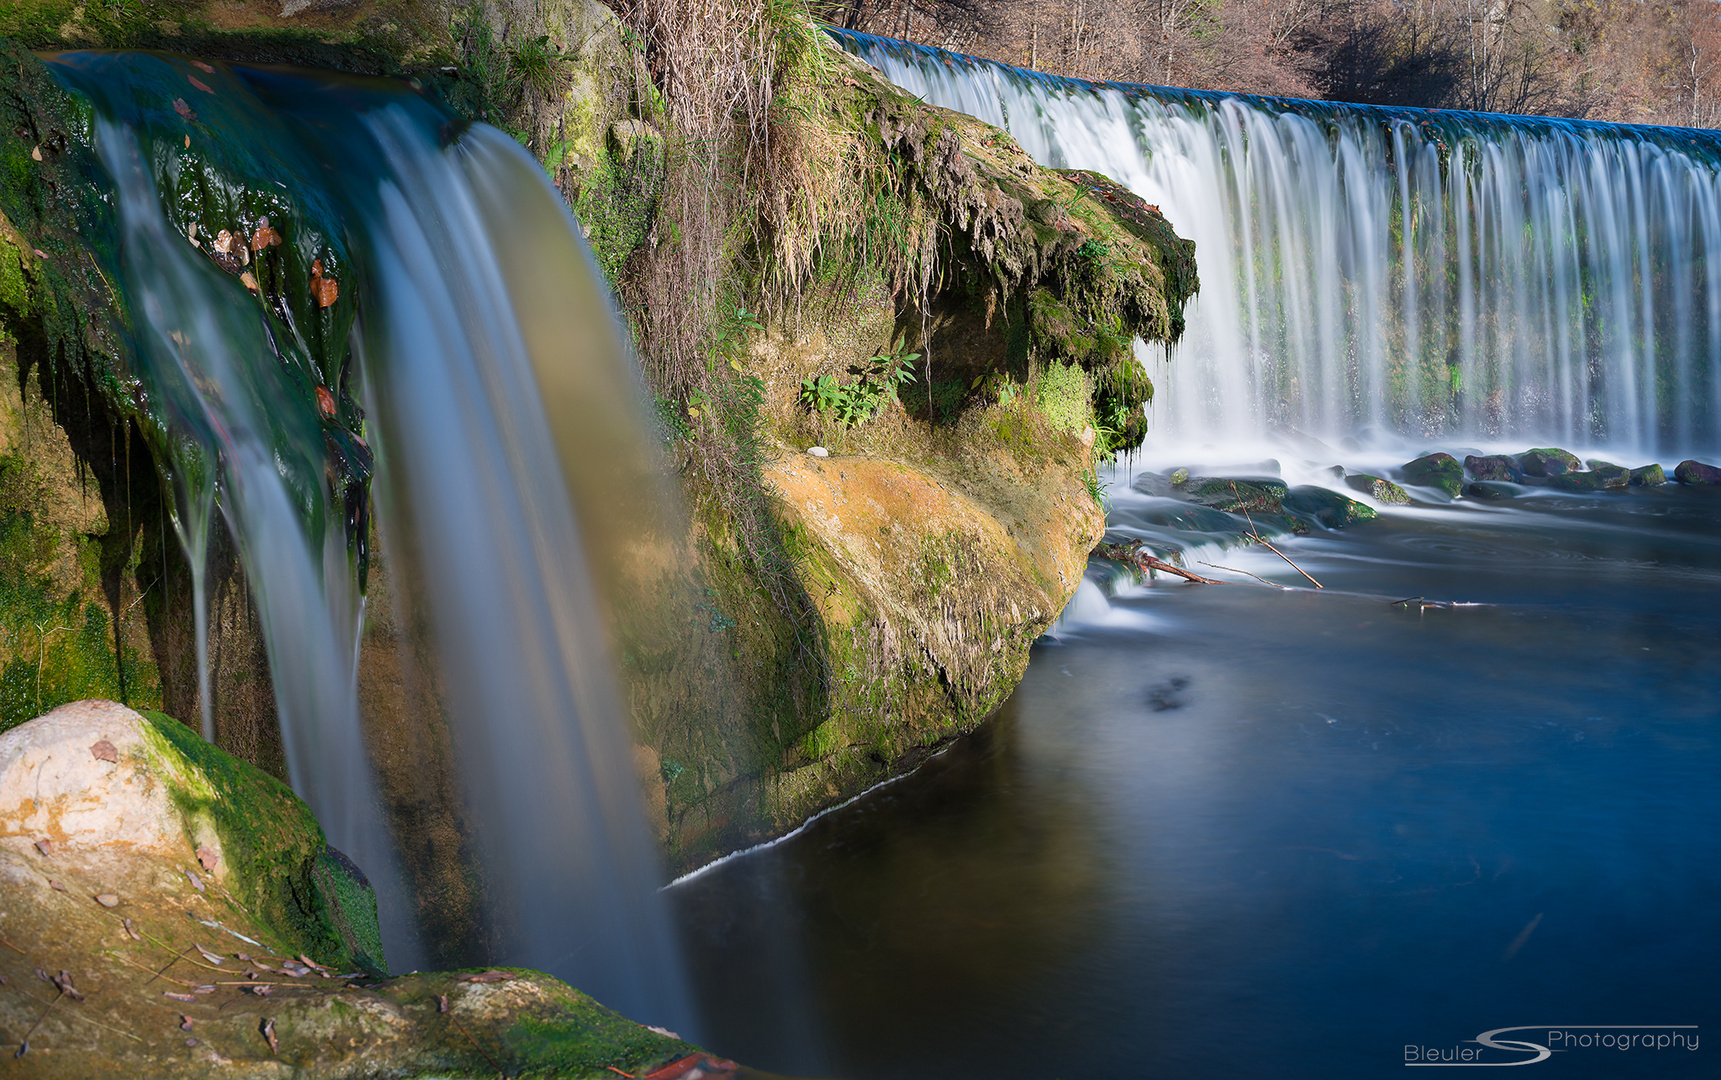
<box><xmin>1345</xmin><ymin>473</ymin><xmax>1411</xmax><ymax>504</ymax></box>
<box><xmin>1548</xmin><ymin>471</ymin><xmax>1618</xmax><ymax>492</ymax></box>
<box><xmin>1399</xmin><ymin>452</ymin><xmax>1463</xmax><ymax>496</ymax></box>
<box><xmin>1464</xmin><ymin>481</ymin><xmax>1516</xmax><ymax>500</ymax></box>
<box><xmin>1464</xmin><ymin>454</ymin><xmax>1522</xmax><ymax>482</ymax></box>
<box><xmin>1518</xmin><ymin>447</ymin><xmax>1581</xmax><ymax>477</ymax></box>
<box><xmin>0</xmin><ymin>703</ymin><xmax>720</xmax><ymax>1079</ymax></box>
<box><xmin>1282</xmin><ymin>486</ymin><xmax>1379</xmax><ymax>528</ymax></box>
<box><xmin>1674</xmin><ymin>459</ymin><xmax>1721</xmax><ymax>485</ymax></box>
<box><xmin>1182</xmin><ymin>476</ymin><xmax>1288</xmax><ymax>513</ymax></box>
<box><xmin>1630</xmin><ymin>463</ymin><xmax>1667</xmax><ymax>486</ymax></box>
<box><xmin>1569</xmin><ymin>461</ymin><xmax>1629</xmax><ymax>489</ymax></box>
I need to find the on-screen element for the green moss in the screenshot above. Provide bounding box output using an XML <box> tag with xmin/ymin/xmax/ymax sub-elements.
<box><xmin>137</xmin><ymin>709</ymin><xmax>361</xmax><ymax>970</ymax></box>
<box><xmin>501</xmin><ymin>983</ymin><xmax>692</xmax><ymax>1077</ymax></box>
<box><xmin>1036</xmin><ymin>361</ymin><xmax>1092</xmax><ymax>435</ymax></box>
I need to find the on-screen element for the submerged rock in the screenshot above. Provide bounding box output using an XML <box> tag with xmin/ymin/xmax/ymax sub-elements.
<box><xmin>1548</xmin><ymin>470</ymin><xmax>1626</xmax><ymax>492</ymax></box>
<box><xmin>1282</xmin><ymin>486</ymin><xmax>1379</xmax><ymax>528</ymax></box>
<box><xmin>1464</xmin><ymin>481</ymin><xmax>1517</xmax><ymax>499</ymax></box>
<box><xmin>1518</xmin><ymin>447</ymin><xmax>1581</xmax><ymax>477</ymax></box>
<box><xmin>1582</xmin><ymin>461</ymin><xmax>1631</xmax><ymax>488</ymax></box>
<box><xmin>1399</xmin><ymin>453</ymin><xmax>1463</xmax><ymax>496</ymax></box>
<box><xmin>1130</xmin><ymin>471</ymin><xmax>1177</xmax><ymax>497</ymax></box>
<box><xmin>1464</xmin><ymin>454</ymin><xmax>1522</xmax><ymax>482</ymax></box>
<box><xmin>1345</xmin><ymin>473</ymin><xmax>1411</xmax><ymax>504</ymax></box>
<box><xmin>0</xmin><ymin>702</ymin><xmax>710</xmax><ymax>1079</ymax></box>
<box><xmin>1182</xmin><ymin>476</ymin><xmax>1289</xmax><ymax>513</ymax></box>
<box><xmin>1630</xmin><ymin>463</ymin><xmax>1667</xmax><ymax>486</ymax></box>
<box><xmin>1674</xmin><ymin>459</ymin><xmax>1721</xmax><ymax>485</ymax></box>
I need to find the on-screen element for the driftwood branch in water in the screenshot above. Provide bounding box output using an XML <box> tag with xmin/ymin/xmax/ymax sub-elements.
<box><xmin>1094</xmin><ymin>541</ymin><xmax>1223</xmax><ymax>584</ymax></box>
<box><xmin>1230</xmin><ymin>482</ymin><xmax>1324</xmax><ymax>588</ymax></box>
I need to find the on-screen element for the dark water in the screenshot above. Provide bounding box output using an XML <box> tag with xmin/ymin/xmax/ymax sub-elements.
<box><xmin>673</xmin><ymin>481</ymin><xmax>1721</xmax><ymax>1078</ymax></box>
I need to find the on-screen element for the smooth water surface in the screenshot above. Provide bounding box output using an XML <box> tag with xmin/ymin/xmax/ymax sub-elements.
<box><xmin>675</xmin><ymin>478</ymin><xmax>1721</xmax><ymax>1078</ymax></box>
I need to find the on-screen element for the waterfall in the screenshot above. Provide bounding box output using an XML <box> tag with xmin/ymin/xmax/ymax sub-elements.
<box><xmin>831</xmin><ymin>29</ymin><xmax>1721</xmax><ymax>458</ymax></box>
<box><xmin>46</xmin><ymin>53</ymin><xmax>695</xmax><ymax>1032</ymax></box>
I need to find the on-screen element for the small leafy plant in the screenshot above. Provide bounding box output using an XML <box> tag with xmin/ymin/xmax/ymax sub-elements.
<box><xmin>799</xmin><ymin>335</ymin><xmax>919</xmax><ymax>428</ymax></box>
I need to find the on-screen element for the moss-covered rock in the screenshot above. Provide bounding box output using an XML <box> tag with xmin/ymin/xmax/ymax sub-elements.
<box><xmin>1630</xmin><ymin>463</ymin><xmax>1667</xmax><ymax>486</ymax></box>
<box><xmin>1345</xmin><ymin>473</ymin><xmax>1410</xmax><ymax>504</ymax></box>
<box><xmin>1464</xmin><ymin>454</ymin><xmax>1521</xmax><ymax>482</ymax></box>
<box><xmin>1674</xmin><ymin>459</ymin><xmax>1721</xmax><ymax>485</ymax></box>
<box><xmin>1182</xmin><ymin>476</ymin><xmax>1287</xmax><ymax>513</ymax></box>
<box><xmin>1399</xmin><ymin>452</ymin><xmax>1463</xmax><ymax>496</ymax></box>
<box><xmin>1282</xmin><ymin>485</ymin><xmax>1378</xmax><ymax>528</ymax></box>
<box><xmin>0</xmin><ymin>702</ymin><xmax>732</xmax><ymax>1079</ymax></box>
<box><xmin>1518</xmin><ymin>447</ymin><xmax>1580</xmax><ymax>477</ymax></box>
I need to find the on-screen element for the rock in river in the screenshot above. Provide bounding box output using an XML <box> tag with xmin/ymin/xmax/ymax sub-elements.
<box><xmin>1518</xmin><ymin>447</ymin><xmax>1581</xmax><ymax>477</ymax></box>
<box><xmin>1399</xmin><ymin>453</ymin><xmax>1464</xmax><ymax>496</ymax></box>
<box><xmin>1282</xmin><ymin>486</ymin><xmax>1379</xmax><ymax>528</ymax></box>
<box><xmin>1464</xmin><ymin>454</ymin><xmax>1522</xmax><ymax>482</ymax></box>
<box><xmin>1182</xmin><ymin>476</ymin><xmax>1288</xmax><ymax>513</ymax></box>
<box><xmin>1675</xmin><ymin>459</ymin><xmax>1721</xmax><ymax>485</ymax></box>
<box><xmin>1630</xmin><ymin>464</ymin><xmax>1667</xmax><ymax>486</ymax></box>
<box><xmin>1345</xmin><ymin>473</ymin><xmax>1411</xmax><ymax>504</ymax></box>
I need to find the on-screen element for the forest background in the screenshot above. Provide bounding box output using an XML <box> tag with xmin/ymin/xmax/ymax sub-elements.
<box><xmin>818</xmin><ymin>0</ymin><xmax>1721</xmax><ymax>126</ymax></box>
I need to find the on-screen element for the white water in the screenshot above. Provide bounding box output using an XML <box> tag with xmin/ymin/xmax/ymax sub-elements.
<box><xmin>832</xmin><ymin>30</ymin><xmax>1721</xmax><ymax>458</ymax></box>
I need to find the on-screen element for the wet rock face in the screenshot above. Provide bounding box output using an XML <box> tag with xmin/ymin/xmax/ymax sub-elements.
<box><xmin>1345</xmin><ymin>473</ymin><xmax>1411</xmax><ymax>504</ymax></box>
<box><xmin>1674</xmin><ymin>459</ymin><xmax>1721</xmax><ymax>485</ymax></box>
<box><xmin>1464</xmin><ymin>481</ymin><xmax>1516</xmax><ymax>500</ymax></box>
<box><xmin>1518</xmin><ymin>447</ymin><xmax>1581</xmax><ymax>477</ymax></box>
<box><xmin>1399</xmin><ymin>453</ymin><xmax>1463</xmax><ymax>496</ymax></box>
<box><xmin>1549</xmin><ymin>470</ymin><xmax>1625</xmax><ymax>492</ymax></box>
<box><xmin>1464</xmin><ymin>454</ymin><xmax>1522</xmax><ymax>482</ymax></box>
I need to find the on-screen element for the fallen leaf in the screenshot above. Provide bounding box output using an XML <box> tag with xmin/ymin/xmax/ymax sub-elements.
<box><xmin>184</xmin><ymin>135</ymin><xmax>190</xmax><ymax>149</ymax></box>
<box><xmin>90</xmin><ymin>739</ymin><xmax>118</xmax><ymax>763</ymax></box>
<box><xmin>180</xmin><ymin>1016</ymin><xmax>194</xmax><ymax>1031</ymax></box>
<box><xmin>251</xmin><ymin>219</ymin><xmax>282</xmax><ymax>250</ymax></box>
<box><xmin>312</xmin><ymin>276</ymin><xmax>338</xmax><ymax>307</ymax></box>
<box><xmin>186</xmin><ymin>870</ymin><xmax>205</xmax><ymax>892</ymax></box>
<box><xmin>192</xmin><ymin>61</ymin><xmax>215</xmax><ymax>73</ymax></box>
<box><xmin>32</xmin><ymin>249</ymin><xmax>46</xmax><ymax>259</ymax></box>
<box><xmin>95</xmin><ymin>894</ymin><xmax>119</xmax><ymax>908</ymax></box>
<box><xmin>316</xmin><ymin>386</ymin><xmax>336</xmax><ymax>417</ymax></box>
<box><xmin>49</xmin><ymin>880</ymin><xmax>64</xmax><ymax>892</ymax></box>
<box><xmin>32</xmin><ymin>839</ymin><xmax>50</xmax><ymax>857</ymax></box>
<box><xmin>261</xmin><ymin>1017</ymin><xmax>278</xmax><ymax>1054</ymax></box>
<box><xmin>250</xmin><ymin>984</ymin><xmax>273</xmax><ymax>997</ymax></box>
<box><xmin>311</xmin><ymin>258</ymin><xmax>324</xmax><ymax>276</ymax></box>
<box><xmin>30</xmin><ymin>146</ymin><xmax>41</xmax><ymax>161</ymax></box>
<box><xmin>191</xmin><ymin>985</ymin><xmax>216</xmax><ymax>994</ymax></box>
<box><xmin>122</xmin><ymin>918</ymin><xmax>141</xmax><ymax>941</ymax></box>
<box><xmin>185</xmin><ymin>1038</ymin><xmax>198</xmax><ymax>1047</ymax></box>
<box><xmin>194</xmin><ymin>944</ymin><xmax>224</xmax><ymax>965</ymax></box>
<box><xmin>51</xmin><ymin>970</ymin><xmax>85</xmax><ymax>1001</ymax></box>
<box><xmin>236</xmin><ymin>954</ymin><xmax>251</xmax><ymax>962</ymax></box>
<box><xmin>240</xmin><ymin>271</ymin><xmax>259</xmax><ymax>292</ymax></box>
<box><xmin>642</xmin><ymin>1054</ymin><xmax>703</xmax><ymax>1080</ymax></box>
<box><xmin>164</xmin><ymin>992</ymin><xmax>196</xmax><ymax>1003</ymax></box>
<box><xmin>188</xmin><ymin>75</ymin><xmax>214</xmax><ymax>94</ymax></box>
<box><xmin>212</xmin><ymin>230</ymin><xmax>233</xmax><ymax>254</ymax></box>
<box><xmin>196</xmin><ymin>847</ymin><xmax>219</xmax><ymax>873</ymax></box>
<box><xmin>173</xmin><ymin>98</ymin><xmax>195</xmax><ymax>121</ymax></box>
<box><xmin>436</xmin><ymin>994</ymin><xmax>449</xmax><ymax>1013</ymax></box>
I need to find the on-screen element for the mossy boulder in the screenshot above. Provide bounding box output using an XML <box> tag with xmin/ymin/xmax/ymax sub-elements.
<box><xmin>1182</xmin><ymin>476</ymin><xmax>1288</xmax><ymax>513</ymax></box>
<box><xmin>1345</xmin><ymin>473</ymin><xmax>1410</xmax><ymax>504</ymax></box>
<box><xmin>1464</xmin><ymin>454</ymin><xmax>1521</xmax><ymax>482</ymax></box>
<box><xmin>0</xmin><ymin>702</ymin><xmax>720</xmax><ymax>1078</ymax></box>
<box><xmin>1674</xmin><ymin>459</ymin><xmax>1721</xmax><ymax>485</ymax></box>
<box><xmin>1399</xmin><ymin>452</ymin><xmax>1463</xmax><ymax>496</ymax></box>
<box><xmin>1630</xmin><ymin>463</ymin><xmax>1667</xmax><ymax>486</ymax></box>
<box><xmin>1282</xmin><ymin>486</ymin><xmax>1378</xmax><ymax>529</ymax></box>
<box><xmin>1571</xmin><ymin>461</ymin><xmax>1629</xmax><ymax>489</ymax></box>
<box><xmin>1518</xmin><ymin>447</ymin><xmax>1581</xmax><ymax>477</ymax></box>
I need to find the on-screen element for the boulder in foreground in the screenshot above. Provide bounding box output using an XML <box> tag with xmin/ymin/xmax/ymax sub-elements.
<box><xmin>0</xmin><ymin>702</ymin><xmax>731</xmax><ymax>1079</ymax></box>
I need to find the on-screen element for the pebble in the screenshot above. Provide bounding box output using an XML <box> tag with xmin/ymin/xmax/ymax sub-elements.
<box><xmin>95</xmin><ymin>894</ymin><xmax>119</xmax><ymax>907</ymax></box>
<box><xmin>807</xmin><ymin>446</ymin><xmax>829</xmax><ymax>458</ymax></box>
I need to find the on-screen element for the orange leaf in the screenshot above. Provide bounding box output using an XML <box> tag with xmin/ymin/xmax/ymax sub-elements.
<box><xmin>173</xmin><ymin>98</ymin><xmax>195</xmax><ymax>121</ymax></box>
<box><xmin>188</xmin><ymin>76</ymin><xmax>213</xmax><ymax>94</ymax></box>
<box><xmin>316</xmin><ymin>386</ymin><xmax>336</xmax><ymax>417</ymax></box>
<box><xmin>240</xmin><ymin>271</ymin><xmax>259</xmax><ymax>292</ymax></box>
<box><xmin>251</xmin><ymin>225</ymin><xmax>282</xmax><ymax>251</ymax></box>
<box><xmin>192</xmin><ymin>61</ymin><xmax>215</xmax><ymax>73</ymax></box>
<box><xmin>312</xmin><ymin>276</ymin><xmax>338</xmax><ymax>308</ymax></box>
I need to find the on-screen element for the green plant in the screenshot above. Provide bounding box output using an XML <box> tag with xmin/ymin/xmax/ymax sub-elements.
<box><xmin>798</xmin><ymin>335</ymin><xmax>919</xmax><ymax>427</ymax></box>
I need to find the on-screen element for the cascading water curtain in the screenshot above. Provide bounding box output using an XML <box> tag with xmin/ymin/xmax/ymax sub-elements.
<box><xmin>832</xmin><ymin>28</ymin><xmax>1721</xmax><ymax>457</ymax></box>
<box><xmin>45</xmin><ymin>52</ymin><xmax>696</xmax><ymax>1034</ymax></box>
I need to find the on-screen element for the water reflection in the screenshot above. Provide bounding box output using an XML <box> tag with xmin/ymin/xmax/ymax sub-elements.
<box><xmin>674</xmin><ymin>484</ymin><xmax>1721</xmax><ymax>1079</ymax></box>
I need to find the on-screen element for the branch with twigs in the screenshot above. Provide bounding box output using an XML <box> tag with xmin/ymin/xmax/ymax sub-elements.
<box><xmin>1229</xmin><ymin>482</ymin><xmax>1323</xmax><ymax>588</ymax></box>
<box><xmin>1094</xmin><ymin>539</ymin><xmax>1223</xmax><ymax>584</ymax></box>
